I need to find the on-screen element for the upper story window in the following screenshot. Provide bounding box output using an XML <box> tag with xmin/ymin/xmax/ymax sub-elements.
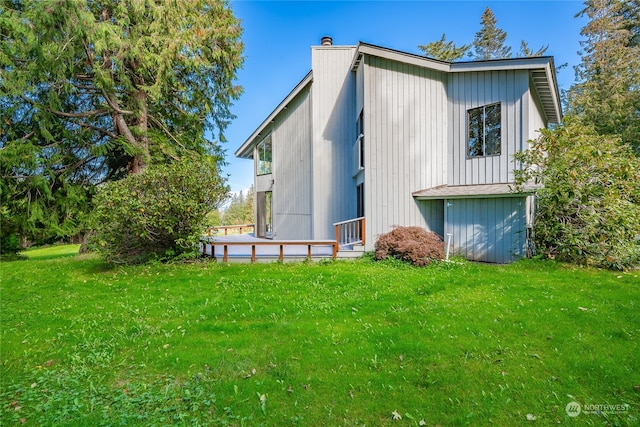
<box><xmin>256</xmin><ymin>134</ymin><xmax>272</xmax><ymax>175</ymax></box>
<box><xmin>468</xmin><ymin>103</ymin><xmax>501</xmax><ymax>157</ymax></box>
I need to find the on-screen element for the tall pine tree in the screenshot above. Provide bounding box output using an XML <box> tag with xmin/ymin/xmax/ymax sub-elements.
<box><xmin>418</xmin><ymin>33</ymin><xmax>470</xmax><ymax>61</ymax></box>
<box><xmin>419</xmin><ymin>8</ymin><xmax>546</xmax><ymax>62</ymax></box>
<box><xmin>566</xmin><ymin>0</ymin><xmax>640</xmax><ymax>151</ymax></box>
<box><xmin>472</xmin><ymin>7</ymin><xmax>511</xmax><ymax>60</ymax></box>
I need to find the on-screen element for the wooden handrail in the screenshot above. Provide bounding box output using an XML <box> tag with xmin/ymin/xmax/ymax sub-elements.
<box><xmin>201</xmin><ymin>239</ymin><xmax>337</xmax><ymax>263</ymax></box>
<box><xmin>333</xmin><ymin>216</ymin><xmax>365</xmax><ymax>226</ymax></box>
<box><xmin>206</xmin><ymin>224</ymin><xmax>255</xmax><ymax>236</ymax></box>
<box><xmin>333</xmin><ymin>217</ymin><xmax>366</xmax><ymax>248</ymax></box>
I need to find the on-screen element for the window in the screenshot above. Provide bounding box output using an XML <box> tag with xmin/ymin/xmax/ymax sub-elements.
<box><xmin>356</xmin><ymin>183</ymin><xmax>364</xmax><ymax>218</ymax></box>
<box><xmin>257</xmin><ymin>134</ymin><xmax>272</xmax><ymax>175</ymax></box>
<box><xmin>353</xmin><ymin>110</ymin><xmax>364</xmax><ymax>175</ymax></box>
<box><xmin>467</xmin><ymin>103</ymin><xmax>501</xmax><ymax>157</ymax></box>
<box><xmin>356</xmin><ymin>110</ymin><xmax>364</xmax><ymax>168</ymax></box>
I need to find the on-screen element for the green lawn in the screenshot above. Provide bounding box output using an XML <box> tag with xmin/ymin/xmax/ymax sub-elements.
<box><xmin>1</xmin><ymin>247</ymin><xmax>638</xmax><ymax>426</ymax></box>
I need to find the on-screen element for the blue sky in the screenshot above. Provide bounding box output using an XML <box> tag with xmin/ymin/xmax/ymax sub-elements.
<box><xmin>222</xmin><ymin>0</ymin><xmax>587</xmax><ymax>195</ymax></box>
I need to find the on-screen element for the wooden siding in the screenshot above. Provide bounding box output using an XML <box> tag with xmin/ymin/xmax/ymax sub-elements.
<box><xmin>363</xmin><ymin>55</ymin><xmax>448</xmax><ymax>248</ymax></box>
<box><xmin>448</xmin><ymin>70</ymin><xmax>530</xmax><ymax>185</ymax></box>
<box><xmin>445</xmin><ymin>197</ymin><xmax>526</xmax><ymax>263</ymax></box>
<box><xmin>271</xmin><ymin>84</ymin><xmax>313</xmax><ymax>239</ymax></box>
<box><xmin>528</xmin><ymin>83</ymin><xmax>547</xmax><ymax>141</ymax></box>
<box><xmin>311</xmin><ymin>46</ymin><xmax>357</xmax><ymax>240</ymax></box>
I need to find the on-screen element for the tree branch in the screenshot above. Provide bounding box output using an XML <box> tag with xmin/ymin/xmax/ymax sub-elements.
<box><xmin>20</xmin><ymin>95</ymin><xmax>109</xmax><ymax>118</ymax></box>
<box><xmin>148</xmin><ymin>113</ymin><xmax>186</xmax><ymax>152</ymax></box>
<box><xmin>75</xmin><ymin>121</ymin><xmax>117</xmax><ymax>138</ymax></box>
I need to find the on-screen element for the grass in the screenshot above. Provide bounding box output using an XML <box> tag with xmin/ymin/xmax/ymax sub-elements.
<box><xmin>1</xmin><ymin>247</ymin><xmax>639</xmax><ymax>426</ymax></box>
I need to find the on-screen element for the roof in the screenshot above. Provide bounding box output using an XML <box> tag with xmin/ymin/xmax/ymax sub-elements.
<box><xmin>412</xmin><ymin>183</ymin><xmax>539</xmax><ymax>200</ymax></box>
<box><xmin>236</xmin><ymin>41</ymin><xmax>563</xmax><ymax>159</ymax></box>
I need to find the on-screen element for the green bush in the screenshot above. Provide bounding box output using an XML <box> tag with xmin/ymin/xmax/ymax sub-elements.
<box><xmin>375</xmin><ymin>226</ymin><xmax>444</xmax><ymax>266</ymax></box>
<box><xmin>514</xmin><ymin>122</ymin><xmax>640</xmax><ymax>270</ymax></box>
<box><xmin>91</xmin><ymin>158</ymin><xmax>228</xmax><ymax>264</ymax></box>
<box><xmin>0</xmin><ymin>232</ymin><xmax>21</xmax><ymax>258</ymax></box>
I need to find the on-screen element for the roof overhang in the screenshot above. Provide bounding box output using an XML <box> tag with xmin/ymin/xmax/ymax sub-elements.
<box><xmin>235</xmin><ymin>71</ymin><xmax>313</xmax><ymax>159</ymax></box>
<box><xmin>412</xmin><ymin>183</ymin><xmax>539</xmax><ymax>200</ymax></box>
<box><xmin>350</xmin><ymin>42</ymin><xmax>562</xmax><ymax>125</ymax></box>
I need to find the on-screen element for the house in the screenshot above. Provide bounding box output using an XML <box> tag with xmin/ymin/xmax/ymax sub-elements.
<box><xmin>235</xmin><ymin>37</ymin><xmax>561</xmax><ymax>263</ymax></box>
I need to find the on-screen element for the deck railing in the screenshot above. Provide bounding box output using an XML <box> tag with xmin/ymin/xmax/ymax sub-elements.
<box><xmin>205</xmin><ymin>224</ymin><xmax>255</xmax><ymax>236</ymax></box>
<box><xmin>333</xmin><ymin>217</ymin><xmax>366</xmax><ymax>248</ymax></box>
<box><xmin>201</xmin><ymin>239</ymin><xmax>338</xmax><ymax>263</ymax></box>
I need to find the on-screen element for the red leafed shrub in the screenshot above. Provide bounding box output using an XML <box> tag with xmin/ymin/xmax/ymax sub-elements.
<box><xmin>375</xmin><ymin>226</ymin><xmax>444</xmax><ymax>266</ymax></box>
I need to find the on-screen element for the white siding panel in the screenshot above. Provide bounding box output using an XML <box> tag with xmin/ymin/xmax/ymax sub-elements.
<box><xmin>310</xmin><ymin>47</ymin><xmax>357</xmax><ymax>240</ymax></box>
<box><xmin>445</xmin><ymin>197</ymin><xmax>526</xmax><ymax>263</ymax></box>
<box><xmin>528</xmin><ymin>85</ymin><xmax>546</xmax><ymax>140</ymax></box>
<box><xmin>272</xmin><ymin>85</ymin><xmax>313</xmax><ymax>239</ymax></box>
<box><xmin>363</xmin><ymin>56</ymin><xmax>448</xmax><ymax>248</ymax></box>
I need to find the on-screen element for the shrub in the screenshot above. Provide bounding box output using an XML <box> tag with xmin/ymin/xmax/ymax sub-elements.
<box><xmin>375</xmin><ymin>226</ymin><xmax>444</xmax><ymax>266</ymax></box>
<box><xmin>91</xmin><ymin>158</ymin><xmax>228</xmax><ymax>264</ymax></box>
<box><xmin>514</xmin><ymin>121</ymin><xmax>640</xmax><ymax>270</ymax></box>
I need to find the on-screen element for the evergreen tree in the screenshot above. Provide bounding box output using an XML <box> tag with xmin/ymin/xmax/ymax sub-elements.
<box><xmin>620</xmin><ymin>0</ymin><xmax>640</xmax><ymax>47</ymax></box>
<box><xmin>418</xmin><ymin>33</ymin><xmax>470</xmax><ymax>62</ymax></box>
<box><xmin>0</xmin><ymin>0</ymin><xmax>243</xmax><ymax>251</ymax></box>
<box><xmin>472</xmin><ymin>7</ymin><xmax>512</xmax><ymax>60</ymax></box>
<box><xmin>420</xmin><ymin>8</ymin><xmax>538</xmax><ymax>62</ymax></box>
<box><xmin>514</xmin><ymin>0</ymin><xmax>640</xmax><ymax>269</ymax></box>
<box><xmin>519</xmin><ymin>40</ymin><xmax>549</xmax><ymax>57</ymax></box>
<box><xmin>566</xmin><ymin>0</ymin><xmax>640</xmax><ymax>151</ymax></box>
<box><xmin>222</xmin><ymin>186</ymin><xmax>255</xmax><ymax>225</ymax></box>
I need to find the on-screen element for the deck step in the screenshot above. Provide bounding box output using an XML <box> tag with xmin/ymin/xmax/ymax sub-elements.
<box><xmin>337</xmin><ymin>244</ymin><xmax>366</xmax><ymax>259</ymax></box>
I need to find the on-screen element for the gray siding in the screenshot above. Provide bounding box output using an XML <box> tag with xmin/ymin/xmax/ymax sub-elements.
<box><xmin>448</xmin><ymin>70</ymin><xmax>530</xmax><ymax>185</ymax></box>
<box><xmin>310</xmin><ymin>46</ymin><xmax>357</xmax><ymax>240</ymax></box>
<box><xmin>271</xmin><ymin>85</ymin><xmax>313</xmax><ymax>239</ymax></box>
<box><xmin>445</xmin><ymin>197</ymin><xmax>526</xmax><ymax>263</ymax></box>
<box><xmin>528</xmin><ymin>85</ymin><xmax>547</xmax><ymax>140</ymax></box>
<box><xmin>363</xmin><ymin>55</ymin><xmax>448</xmax><ymax>248</ymax></box>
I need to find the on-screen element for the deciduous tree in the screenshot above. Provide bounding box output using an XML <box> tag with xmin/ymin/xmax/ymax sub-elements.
<box><xmin>514</xmin><ymin>121</ymin><xmax>640</xmax><ymax>269</ymax></box>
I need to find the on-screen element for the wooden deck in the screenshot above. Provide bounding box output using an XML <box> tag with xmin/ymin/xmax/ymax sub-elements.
<box><xmin>200</xmin><ymin>234</ymin><xmax>337</xmax><ymax>263</ymax></box>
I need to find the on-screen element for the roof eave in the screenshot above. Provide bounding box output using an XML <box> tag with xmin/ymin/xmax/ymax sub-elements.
<box><xmin>349</xmin><ymin>44</ymin><xmax>562</xmax><ymax>123</ymax></box>
<box><xmin>412</xmin><ymin>183</ymin><xmax>539</xmax><ymax>200</ymax></box>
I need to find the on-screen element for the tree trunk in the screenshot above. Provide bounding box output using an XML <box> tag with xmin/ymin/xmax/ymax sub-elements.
<box><xmin>130</xmin><ymin>88</ymin><xmax>149</xmax><ymax>175</ymax></box>
<box><xmin>78</xmin><ymin>231</ymin><xmax>94</xmax><ymax>254</ymax></box>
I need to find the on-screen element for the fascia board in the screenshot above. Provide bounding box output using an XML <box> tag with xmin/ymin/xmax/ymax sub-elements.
<box><xmin>352</xmin><ymin>42</ymin><xmax>451</xmax><ymax>72</ymax></box>
<box><xmin>450</xmin><ymin>56</ymin><xmax>552</xmax><ymax>72</ymax></box>
<box><xmin>544</xmin><ymin>59</ymin><xmax>563</xmax><ymax>123</ymax></box>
